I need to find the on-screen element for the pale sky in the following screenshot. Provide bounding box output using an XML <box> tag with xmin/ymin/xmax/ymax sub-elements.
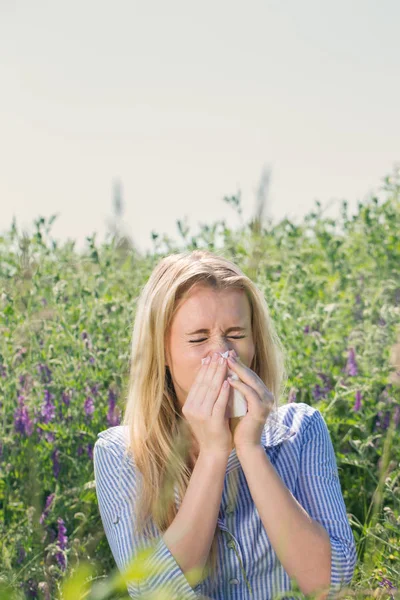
<box><xmin>1</xmin><ymin>0</ymin><xmax>399</xmax><ymax>253</ymax></box>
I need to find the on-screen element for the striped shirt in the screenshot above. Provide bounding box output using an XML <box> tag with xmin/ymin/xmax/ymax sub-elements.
<box><xmin>93</xmin><ymin>402</ymin><xmax>357</xmax><ymax>599</ymax></box>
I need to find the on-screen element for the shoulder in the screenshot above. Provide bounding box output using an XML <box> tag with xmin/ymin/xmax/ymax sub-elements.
<box><xmin>95</xmin><ymin>424</ymin><xmax>130</xmax><ymax>451</ymax></box>
<box><xmin>266</xmin><ymin>402</ymin><xmax>329</xmax><ymax>445</ymax></box>
<box><xmin>93</xmin><ymin>425</ymin><xmax>134</xmax><ymax>473</ymax></box>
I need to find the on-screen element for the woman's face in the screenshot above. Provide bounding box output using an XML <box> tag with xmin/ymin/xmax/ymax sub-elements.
<box><xmin>165</xmin><ymin>283</ymin><xmax>255</xmax><ymax>409</ymax></box>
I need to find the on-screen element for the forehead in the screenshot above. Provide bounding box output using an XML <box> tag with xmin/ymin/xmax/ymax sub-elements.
<box><xmin>172</xmin><ymin>285</ymin><xmax>251</xmax><ymax>327</ymax></box>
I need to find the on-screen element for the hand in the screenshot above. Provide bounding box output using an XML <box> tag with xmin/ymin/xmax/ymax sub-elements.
<box><xmin>226</xmin><ymin>353</ymin><xmax>274</xmax><ymax>452</ymax></box>
<box><xmin>182</xmin><ymin>350</ymin><xmax>236</xmax><ymax>457</ymax></box>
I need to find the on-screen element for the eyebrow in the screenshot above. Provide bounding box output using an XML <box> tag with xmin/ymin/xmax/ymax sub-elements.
<box><xmin>185</xmin><ymin>326</ymin><xmax>247</xmax><ymax>336</ymax></box>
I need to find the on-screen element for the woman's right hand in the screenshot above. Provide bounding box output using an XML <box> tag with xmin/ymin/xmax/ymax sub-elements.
<box><xmin>182</xmin><ymin>351</ymin><xmax>234</xmax><ymax>457</ymax></box>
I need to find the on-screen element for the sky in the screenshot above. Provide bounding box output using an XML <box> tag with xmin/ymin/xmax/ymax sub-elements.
<box><xmin>0</xmin><ymin>0</ymin><xmax>399</xmax><ymax>253</ymax></box>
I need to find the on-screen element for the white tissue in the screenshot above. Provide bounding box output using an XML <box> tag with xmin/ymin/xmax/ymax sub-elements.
<box><xmin>219</xmin><ymin>351</ymin><xmax>247</xmax><ymax>418</ymax></box>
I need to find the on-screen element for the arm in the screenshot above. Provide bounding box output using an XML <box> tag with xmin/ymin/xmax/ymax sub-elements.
<box><xmin>94</xmin><ymin>435</ymin><xmax>229</xmax><ymax>599</ymax></box>
<box><xmin>162</xmin><ymin>450</ymin><xmax>229</xmax><ymax>575</ymax></box>
<box><xmin>237</xmin><ymin>410</ymin><xmax>357</xmax><ymax>599</ymax></box>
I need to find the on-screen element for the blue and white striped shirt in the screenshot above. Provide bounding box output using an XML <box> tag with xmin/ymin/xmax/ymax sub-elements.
<box><xmin>93</xmin><ymin>402</ymin><xmax>357</xmax><ymax>599</ymax></box>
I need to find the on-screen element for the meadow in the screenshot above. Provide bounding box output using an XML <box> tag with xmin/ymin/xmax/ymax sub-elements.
<box><xmin>0</xmin><ymin>166</ymin><xmax>399</xmax><ymax>599</ymax></box>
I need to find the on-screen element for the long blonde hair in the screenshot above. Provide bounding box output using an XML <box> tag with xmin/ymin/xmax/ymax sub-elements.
<box><xmin>122</xmin><ymin>249</ymin><xmax>288</xmax><ymax>588</ymax></box>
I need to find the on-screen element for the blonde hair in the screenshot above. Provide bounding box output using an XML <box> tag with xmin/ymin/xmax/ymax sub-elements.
<box><xmin>122</xmin><ymin>249</ymin><xmax>288</xmax><ymax>589</ymax></box>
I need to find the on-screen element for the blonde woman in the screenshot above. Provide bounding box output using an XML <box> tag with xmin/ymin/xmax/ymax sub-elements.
<box><xmin>93</xmin><ymin>250</ymin><xmax>356</xmax><ymax>600</ymax></box>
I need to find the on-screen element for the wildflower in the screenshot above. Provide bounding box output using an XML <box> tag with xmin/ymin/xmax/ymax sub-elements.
<box><xmin>312</xmin><ymin>373</ymin><xmax>332</xmax><ymax>401</ymax></box>
<box><xmin>288</xmin><ymin>387</ymin><xmax>297</xmax><ymax>403</ymax></box>
<box><xmin>376</xmin><ymin>410</ymin><xmax>391</xmax><ymax>431</ymax></box>
<box><xmin>303</xmin><ymin>325</ymin><xmax>310</xmax><ymax>334</ymax></box>
<box><xmin>37</xmin><ymin>363</ymin><xmax>52</xmax><ymax>384</ymax></box>
<box><xmin>77</xmin><ymin>445</ymin><xmax>84</xmax><ymax>457</ymax></box>
<box><xmin>107</xmin><ymin>388</ymin><xmax>121</xmax><ymax>426</ymax></box>
<box><xmin>39</xmin><ymin>493</ymin><xmax>55</xmax><ymax>524</ymax></box>
<box><xmin>354</xmin><ymin>390</ymin><xmax>362</xmax><ymax>412</ymax></box>
<box><xmin>41</xmin><ymin>389</ymin><xmax>56</xmax><ymax>423</ymax></box>
<box><xmin>55</xmin><ymin>550</ymin><xmax>67</xmax><ymax>571</ymax></box>
<box><xmin>345</xmin><ymin>347</ymin><xmax>358</xmax><ymax>377</ymax></box>
<box><xmin>62</xmin><ymin>390</ymin><xmax>71</xmax><ymax>407</ymax></box>
<box><xmin>57</xmin><ymin>518</ymin><xmax>68</xmax><ymax>550</ymax></box>
<box><xmin>84</xmin><ymin>396</ymin><xmax>95</xmax><ymax>419</ymax></box>
<box><xmin>14</xmin><ymin>394</ymin><xmax>34</xmax><ymax>437</ymax></box>
<box><xmin>55</xmin><ymin>518</ymin><xmax>68</xmax><ymax>572</ymax></box>
<box><xmin>0</xmin><ymin>363</ymin><xmax>7</xmax><ymax>377</ymax></box>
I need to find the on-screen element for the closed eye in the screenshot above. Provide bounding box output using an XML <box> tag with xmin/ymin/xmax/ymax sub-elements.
<box><xmin>189</xmin><ymin>335</ymin><xmax>246</xmax><ymax>343</ymax></box>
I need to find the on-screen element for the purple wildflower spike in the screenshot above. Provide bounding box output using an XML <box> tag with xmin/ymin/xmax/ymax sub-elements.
<box><xmin>14</xmin><ymin>394</ymin><xmax>34</xmax><ymax>437</ymax></box>
<box><xmin>39</xmin><ymin>493</ymin><xmax>55</xmax><ymax>525</ymax></box>
<box><xmin>41</xmin><ymin>389</ymin><xmax>56</xmax><ymax>423</ymax></box>
<box><xmin>345</xmin><ymin>347</ymin><xmax>358</xmax><ymax>377</ymax></box>
<box><xmin>84</xmin><ymin>396</ymin><xmax>95</xmax><ymax>419</ymax></box>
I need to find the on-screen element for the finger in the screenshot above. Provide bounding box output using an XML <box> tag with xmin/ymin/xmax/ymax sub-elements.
<box><xmin>212</xmin><ymin>378</ymin><xmax>231</xmax><ymax>420</ymax></box>
<box><xmin>227</xmin><ymin>356</ymin><xmax>274</xmax><ymax>401</ymax></box>
<box><xmin>183</xmin><ymin>355</ymin><xmax>212</xmax><ymax>410</ymax></box>
<box><xmin>200</xmin><ymin>355</ymin><xmax>228</xmax><ymax>413</ymax></box>
<box><xmin>228</xmin><ymin>377</ymin><xmax>273</xmax><ymax>415</ymax></box>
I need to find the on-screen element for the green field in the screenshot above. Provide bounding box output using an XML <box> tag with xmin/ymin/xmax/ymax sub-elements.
<box><xmin>1</xmin><ymin>166</ymin><xmax>399</xmax><ymax>599</ymax></box>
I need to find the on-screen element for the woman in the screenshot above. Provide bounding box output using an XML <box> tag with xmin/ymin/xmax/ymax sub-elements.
<box><xmin>93</xmin><ymin>250</ymin><xmax>357</xmax><ymax>600</ymax></box>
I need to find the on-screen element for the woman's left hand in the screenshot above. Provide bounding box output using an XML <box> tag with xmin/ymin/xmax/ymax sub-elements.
<box><xmin>227</xmin><ymin>353</ymin><xmax>275</xmax><ymax>452</ymax></box>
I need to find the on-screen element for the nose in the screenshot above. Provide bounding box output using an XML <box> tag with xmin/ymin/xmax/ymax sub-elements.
<box><xmin>208</xmin><ymin>345</ymin><xmax>236</xmax><ymax>359</ymax></box>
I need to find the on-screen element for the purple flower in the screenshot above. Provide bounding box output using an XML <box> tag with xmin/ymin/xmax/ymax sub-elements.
<box><xmin>41</xmin><ymin>389</ymin><xmax>56</xmax><ymax>424</ymax></box>
<box><xmin>54</xmin><ymin>518</ymin><xmax>68</xmax><ymax>571</ymax></box>
<box><xmin>345</xmin><ymin>347</ymin><xmax>358</xmax><ymax>377</ymax></box>
<box><xmin>57</xmin><ymin>518</ymin><xmax>68</xmax><ymax>550</ymax></box>
<box><xmin>52</xmin><ymin>448</ymin><xmax>60</xmax><ymax>479</ymax></box>
<box><xmin>77</xmin><ymin>445</ymin><xmax>84</xmax><ymax>457</ymax></box>
<box><xmin>84</xmin><ymin>396</ymin><xmax>95</xmax><ymax>419</ymax></box>
<box><xmin>39</xmin><ymin>493</ymin><xmax>55</xmax><ymax>525</ymax></box>
<box><xmin>0</xmin><ymin>363</ymin><xmax>6</xmax><ymax>378</ymax></box>
<box><xmin>90</xmin><ymin>383</ymin><xmax>100</xmax><ymax>396</ymax></box>
<box><xmin>37</xmin><ymin>363</ymin><xmax>52</xmax><ymax>384</ymax></box>
<box><xmin>378</xmin><ymin>575</ymin><xmax>397</xmax><ymax>599</ymax></box>
<box><xmin>106</xmin><ymin>389</ymin><xmax>121</xmax><ymax>426</ymax></box>
<box><xmin>62</xmin><ymin>390</ymin><xmax>71</xmax><ymax>407</ymax></box>
<box><xmin>303</xmin><ymin>325</ymin><xmax>310</xmax><ymax>334</ymax></box>
<box><xmin>288</xmin><ymin>388</ymin><xmax>297</xmax><ymax>403</ymax></box>
<box><xmin>354</xmin><ymin>390</ymin><xmax>362</xmax><ymax>412</ymax></box>
<box><xmin>376</xmin><ymin>410</ymin><xmax>391</xmax><ymax>431</ymax></box>
<box><xmin>55</xmin><ymin>550</ymin><xmax>67</xmax><ymax>571</ymax></box>
<box><xmin>14</xmin><ymin>394</ymin><xmax>34</xmax><ymax>437</ymax></box>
